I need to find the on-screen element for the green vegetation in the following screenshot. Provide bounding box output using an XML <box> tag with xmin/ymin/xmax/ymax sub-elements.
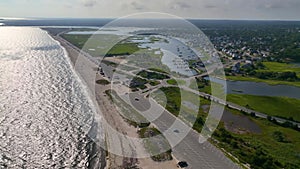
<box><xmin>266</xmin><ymin>116</ymin><xmax>299</xmax><ymax>131</ymax></box>
<box><xmin>212</xmin><ymin>110</ymin><xmax>300</xmax><ymax>169</ymax></box>
<box><xmin>272</xmin><ymin>131</ymin><xmax>290</xmax><ymax>143</ymax></box>
<box><xmin>118</xmin><ymin>64</ymin><xmax>137</xmax><ymax>71</ymax></box>
<box><xmin>166</xmin><ymin>79</ymin><xmax>186</xmax><ymax>86</ymax></box>
<box><xmin>252</xmin><ymin>62</ymin><xmax>300</xmax><ymax>82</ymax></box>
<box><xmin>70</xmin><ymin>28</ymin><xmax>98</xmax><ymax>32</ymax></box>
<box><xmin>226</xmin><ymin>75</ymin><xmax>300</xmax><ymax>87</ymax></box>
<box><xmin>259</xmin><ymin>62</ymin><xmax>300</xmax><ymax>77</ymax></box>
<box><xmin>139</xmin><ymin>127</ymin><xmax>161</xmax><ymax>138</ymax></box>
<box><xmin>148</xmin><ymin>36</ymin><xmax>168</xmax><ymax>43</ymax></box>
<box><xmin>105</xmin><ymin>90</ymin><xmax>150</xmax><ymax>128</ymax></box>
<box><xmin>204</xmin><ymin>22</ymin><xmax>300</xmax><ymax>62</ymax></box>
<box><xmin>129</xmin><ymin>74</ymin><xmax>161</xmax><ymax>91</ymax></box>
<box><xmin>189</xmin><ymin>77</ymin><xmax>225</xmax><ymax>97</ymax></box>
<box><xmin>227</xmin><ymin>62</ymin><xmax>300</xmax><ymax>87</ymax></box>
<box><xmin>227</xmin><ymin>94</ymin><xmax>300</xmax><ymax>122</ymax></box>
<box><xmin>126</xmin><ymin>48</ymin><xmax>169</xmax><ymax>71</ymax></box>
<box><xmin>101</xmin><ymin>59</ymin><xmax>118</xmax><ymax>67</ymax></box>
<box><xmin>225</xmin><ymin>62</ymin><xmax>300</xmax><ymax>87</ymax></box>
<box><xmin>104</xmin><ymin>43</ymin><xmax>140</xmax><ymax>57</ymax></box>
<box><xmin>152</xmin><ymin>87</ymin><xmax>300</xmax><ymax>168</ymax></box>
<box><xmin>61</xmin><ymin>34</ymin><xmax>128</xmax><ymax>56</ymax></box>
<box><xmin>155</xmin><ymin>87</ymin><xmax>181</xmax><ymax>116</ymax></box>
<box><xmin>152</xmin><ymin>87</ymin><xmax>210</xmax><ymax>130</ymax></box>
<box><xmin>148</xmin><ymin>68</ymin><xmax>168</xmax><ymax>74</ymax></box>
<box><xmin>137</xmin><ymin>70</ymin><xmax>170</xmax><ymax>80</ymax></box>
<box><xmin>129</xmin><ymin>77</ymin><xmax>148</xmax><ymax>90</ymax></box>
<box><xmin>251</xmin><ymin>71</ymin><xmax>298</xmax><ymax>82</ymax></box>
<box><xmin>96</xmin><ymin>79</ymin><xmax>110</xmax><ymax>85</ymax></box>
<box><xmin>62</xmin><ymin>34</ymin><xmax>90</xmax><ymax>49</ymax></box>
<box><xmin>149</xmin><ymin>80</ymin><xmax>160</xmax><ymax>86</ymax></box>
<box><xmin>139</xmin><ymin>127</ymin><xmax>173</xmax><ymax>162</ymax></box>
<box><xmin>166</xmin><ymin>79</ymin><xmax>177</xmax><ymax>85</ymax></box>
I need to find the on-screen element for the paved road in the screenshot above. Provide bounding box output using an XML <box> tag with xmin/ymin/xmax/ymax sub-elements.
<box><xmin>179</xmin><ymin>85</ymin><xmax>300</xmax><ymax>128</ymax></box>
<box><xmin>121</xmin><ymin>92</ymin><xmax>241</xmax><ymax>169</ymax></box>
<box><xmin>55</xmin><ymin>29</ymin><xmax>280</xmax><ymax>124</ymax></box>
<box><xmin>54</xmin><ymin>30</ymin><xmax>299</xmax><ymax>168</ymax></box>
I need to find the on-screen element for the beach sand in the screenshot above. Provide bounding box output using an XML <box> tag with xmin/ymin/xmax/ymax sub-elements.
<box><xmin>48</xmin><ymin>30</ymin><xmax>178</xmax><ymax>169</ymax></box>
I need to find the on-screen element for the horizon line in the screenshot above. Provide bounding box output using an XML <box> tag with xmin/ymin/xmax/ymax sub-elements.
<box><xmin>1</xmin><ymin>16</ymin><xmax>300</xmax><ymax>22</ymax></box>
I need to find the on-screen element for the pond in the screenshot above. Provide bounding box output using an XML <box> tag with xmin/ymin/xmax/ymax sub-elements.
<box><xmin>139</xmin><ymin>36</ymin><xmax>199</xmax><ymax>76</ymax></box>
<box><xmin>207</xmin><ymin>77</ymin><xmax>300</xmax><ymax>99</ymax></box>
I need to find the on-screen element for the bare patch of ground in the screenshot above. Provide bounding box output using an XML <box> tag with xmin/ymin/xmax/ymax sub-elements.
<box><xmin>221</xmin><ymin>110</ymin><xmax>261</xmax><ymax>134</ymax></box>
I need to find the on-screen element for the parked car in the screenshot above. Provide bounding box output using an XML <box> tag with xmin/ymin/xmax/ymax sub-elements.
<box><xmin>177</xmin><ymin>161</ymin><xmax>188</xmax><ymax>168</ymax></box>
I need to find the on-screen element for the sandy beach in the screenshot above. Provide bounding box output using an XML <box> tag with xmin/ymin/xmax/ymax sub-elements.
<box><xmin>46</xmin><ymin>29</ymin><xmax>178</xmax><ymax>169</ymax></box>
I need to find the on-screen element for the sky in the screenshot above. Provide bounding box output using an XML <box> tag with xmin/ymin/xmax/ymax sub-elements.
<box><xmin>0</xmin><ymin>0</ymin><xmax>300</xmax><ymax>20</ymax></box>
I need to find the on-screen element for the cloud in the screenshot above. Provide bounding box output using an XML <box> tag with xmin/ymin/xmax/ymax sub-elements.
<box><xmin>204</xmin><ymin>4</ymin><xmax>217</xmax><ymax>9</ymax></box>
<box><xmin>1</xmin><ymin>0</ymin><xmax>300</xmax><ymax>20</ymax></box>
<box><xmin>64</xmin><ymin>3</ymin><xmax>73</xmax><ymax>9</ymax></box>
<box><xmin>256</xmin><ymin>0</ymin><xmax>300</xmax><ymax>9</ymax></box>
<box><xmin>130</xmin><ymin>1</ymin><xmax>147</xmax><ymax>11</ymax></box>
<box><xmin>81</xmin><ymin>0</ymin><xmax>97</xmax><ymax>7</ymax></box>
<box><xmin>264</xmin><ymin>4</ymin><xmax>283</xmax><ymax>9</ymax></box>
<box><xmin>171</xmin><ymin>1</ymin><xmax>191</xmax><ymax>10</ymax></box>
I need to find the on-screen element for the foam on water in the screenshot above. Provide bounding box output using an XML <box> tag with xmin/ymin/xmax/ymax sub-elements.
<box><xmin>0</xmin><ymin>27</ymin><xmax>99</xmax><ymax>168</ymax></box>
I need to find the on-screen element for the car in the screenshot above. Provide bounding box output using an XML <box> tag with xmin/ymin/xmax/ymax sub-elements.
<box><xmin>177</xmin><ymin>161</ymin><xmax>188</xmax><ymax>168</ymax></box>
<box><xmin>134</xmin><ymin>97</ymin><xmax>139</xmax><ymax>101</ymax></box>
<box><xmin>173</xmin><ymin>129</ymin><xmax>180</xmax><ymax>133</ymax></box>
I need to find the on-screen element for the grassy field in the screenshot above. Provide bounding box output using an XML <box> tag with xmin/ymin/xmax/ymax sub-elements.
<box><xmin>152</xmin><ymin>86</ymin><xmax>300</xmax><ymax>168</ymax></box>
<box><xmin>70</xmin><ymin>28</ymin><xmax>98</xmax><ymax>32</ymax></box>
<box><xmin>62</xmin><ymin>34</ymin><xmax>129</xmax><ymax>56</ymax></box>
<box><xmin>213</xmin><ymin>108</ymin><xmax>300</xmax><ymax>169</ymax></box>
<box><xmin>166</xmin><ymin>79</ymin><xmax>186</xmax><ymax>86</ymax></box>
<box><xmin>152</xmin><ymin>87</ymin><xmax>210</xmax><ymax>129</ymax></box>
<box><xmin>259</xmin><ymin>62</ymin><xmax>300</xmax><ymax>77</ymax></box>
<box><xmin>137</xmin><ymin>70</ymin><xmax>170</xmax><ymax>80</ymax></box>
<box><xmin>227</xmin><ymin>94</ymin><xmax>300</xmax><ymax>122</ymax></box>
<box><xmin>226</xmin><ymin>75</ymin><xmax>300</xmax><ymax>87</ymax></box>
<box><xmin>104</xmin><ymin>43</ymin><xmax>139</xmax><ymax>56</ymax></box>
<box><xmin>126</xmin><ymin>48</ymin><xmax>169</xmax><ymax>71</ymax></box>
<box><xmin>189</xmin><ymin>78</ymin><xmax>225</xmax><ymax>98</ymax></box>
<box><xmin>226</xmin><ymin>62</ymin><xmax>300</xmax><ymax>87</ymax></box>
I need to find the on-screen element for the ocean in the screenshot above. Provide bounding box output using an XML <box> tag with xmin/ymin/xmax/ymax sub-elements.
<box><xmin>0</xmin><ymin>27</ymin><xmax>101</xmax><ymax>168</ymax></box>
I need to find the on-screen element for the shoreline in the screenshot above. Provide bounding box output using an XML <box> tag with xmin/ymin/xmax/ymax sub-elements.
<box><xmin>45</xmin><ymin>28</ymin><xmax>178</xmax><ymax>169</ymax></box>
<box><xmin>45</xmin><ymin>29</ymin><xmax>107</xmax><ymax>169</ymax></box>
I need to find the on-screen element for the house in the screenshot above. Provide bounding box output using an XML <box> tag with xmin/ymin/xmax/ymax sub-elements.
<box><xmin>242</xmin><ymin>63</ymin><xmax>253</xmax><ymax>69</ymax></box>
<box><xmin>231</xmin><ymin>62</ymin><xmax>241</xmax><ymax>73</ymax></box>
<box><xmin>245</xmin><ymin>60</ymin><xmax>253</xmax><ymax>64</ymax></box>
